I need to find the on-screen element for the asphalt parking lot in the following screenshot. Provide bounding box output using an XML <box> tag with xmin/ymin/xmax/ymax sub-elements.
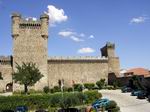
<box><xmin>99</xmin><ymin>90</ymin><xmax>150</xmax><ymax>112</ymax></box>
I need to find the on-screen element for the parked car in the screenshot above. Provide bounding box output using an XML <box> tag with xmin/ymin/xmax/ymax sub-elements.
<box><xmin>131</xmin><ymin>90</ymin><xmax>144</xmax><ymax>96</ymax></box>
<box><xmin>92</xmin><ymin>98</ymin><xmax>110</xmax><ymax>109</ymax></box>
<box><xmin>15</xmin><ymin>106</ymin><xmax>28</xmax><ymax>112</ymax></box>
<box><xmin>121</xmin><ymin>86</ymin><xmax>132</xmax><ymax>93</ymax></box>
<box><xmin>137</xmin><ymin>91</ymin><xmax>147</xmax><ymax>99</ymax></box>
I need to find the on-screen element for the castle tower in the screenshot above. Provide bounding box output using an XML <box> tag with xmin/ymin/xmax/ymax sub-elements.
<box><xmin>101</xmin><ymin>42</ymin><xmax>120</xmax><ymax>76</ymax></box>
<box><xmin>12</xmin><ymin>13</ymin><xmax>49</xmax><ymax>91</ymax></box>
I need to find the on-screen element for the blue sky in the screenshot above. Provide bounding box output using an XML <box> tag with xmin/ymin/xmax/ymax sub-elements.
<box><xmin>0</xmin><ymin>0</ymin><xmax>150</xmax><ymax>69</ymax></box>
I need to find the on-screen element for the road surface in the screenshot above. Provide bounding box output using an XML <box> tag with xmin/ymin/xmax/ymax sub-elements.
<box><xmin>99</xmin><ymin>90</ymin><xmax>150</xmax><ymax>112</ymax></box>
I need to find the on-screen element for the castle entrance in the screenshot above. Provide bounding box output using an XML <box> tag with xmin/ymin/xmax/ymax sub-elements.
<box><xmin>6</xmin><ymin>83</ymin><xmax>13</xmax><ymax>92</ymax></box>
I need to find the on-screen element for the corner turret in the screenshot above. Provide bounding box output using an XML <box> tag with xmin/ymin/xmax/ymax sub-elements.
<box><xmin>40</xmin><ymin>14</ymin><xmax>49</xmax><ymax>38</ymax></box>
<box><xmin>101</xmin><ymin>42</ymin><xmax>115</xmax><ymax>58</ymax></box>
<box><xmin>11</xmin><ymin>13</ymin><xmax>21</xmax><ymax>38</ymax></box>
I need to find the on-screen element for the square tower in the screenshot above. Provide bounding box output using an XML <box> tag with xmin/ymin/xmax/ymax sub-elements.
<box><xmin>101</xmin><ymin>42</ymin><xmax>120</xmax><ymax>76</ymax></box>
<box><xmin>12</xmin><ymin>13</ymin><xmax>49</xmax><ymax>91</ymax></box>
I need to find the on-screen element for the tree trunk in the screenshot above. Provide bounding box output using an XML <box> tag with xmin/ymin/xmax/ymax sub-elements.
<box><xmin>24</xmin><ymin>84</ymin><xmax>28</xmax><ymax>94</ymax></box>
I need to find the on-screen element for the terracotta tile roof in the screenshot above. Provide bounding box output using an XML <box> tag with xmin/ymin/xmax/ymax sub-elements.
<box><xmin>125</xmin><ymin>68</ymin><xmax>150</xmax><ymax>77</ymax></box>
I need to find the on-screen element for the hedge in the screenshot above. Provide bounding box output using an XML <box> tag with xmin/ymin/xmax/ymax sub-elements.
<box><xmin>84</xmin><ymin>83</ymin><xmax>95</xmax><ymax>90</ymax></box>
<box><xmin>0</xmin><ymin>90</ymin><xmax>102</xmax><ymax>111</ymax></box>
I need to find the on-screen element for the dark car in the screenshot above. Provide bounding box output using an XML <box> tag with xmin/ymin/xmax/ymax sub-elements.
<box><xmin>137</xmin><ymin>91</ymin><xmax>147</xmax><ymax>99</ymax></box>
<box><xmin>15</xmin><ymin>106</ymin><xmax>28</xmax><ymax>112</ymax></box>
<box><xmin>121</xmin><ymin>86</ymin><xmax>132</xmax><ymax>93</ymax></box>
<box><xmin>131</xmin><ymin>90</ymin><xmax>142</xmax><ymax>96</ymax></box>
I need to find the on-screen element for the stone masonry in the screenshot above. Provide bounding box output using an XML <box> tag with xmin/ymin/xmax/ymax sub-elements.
<box><xmin>0</xmin><ymin>13</ymin><xmax>120</xmax><ymax>92</ymax></box>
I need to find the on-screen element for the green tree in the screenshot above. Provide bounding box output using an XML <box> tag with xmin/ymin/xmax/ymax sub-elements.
<box><xmin>0</xmin><ymin>72</ymin><xmax>3</xmax><ymax>80</ymax></box>
<box><xmin>13</xmin><ymin>62</ymin><xmax>43</xmax><ymax>94</ymax></box>
<box><xmin>129</xmin><ymin>75</ymin><xmax>145</xmax><ymax>90</ymax></box>
<box><xmin>96</xmin><ymin>79</ymin><xmax>106</xmax><ymax>89</ymax></box>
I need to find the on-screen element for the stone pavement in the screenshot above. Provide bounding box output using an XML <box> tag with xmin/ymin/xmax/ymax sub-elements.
<box><xmin>99</xmin><ymin>89</ymin><xmax>150</xmax><ymax>112</ymax></box>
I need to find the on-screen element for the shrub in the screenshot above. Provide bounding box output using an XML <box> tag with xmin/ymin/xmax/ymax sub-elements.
<box><xmin>0</xmin><ymin>94</ymin><xmax>51</xmax><ymax>110</ymax></box>
<box><xmin>96</xmin><ymin>79</ymin><xmax>106</xmax><ymax>89</ymax></box>
<box><xmin>73</xmin><ymin>84</ymin><xmax>83</xmax><ymax>92</ymax></box>
<box><xmin>0</xmin><ymin>90</ymin><xmax>102</xmax><ymax>110</ymax></box>
<box><xmin>106</xmin><ymin>100</ymin><xmax>120</xmax><ymax>112</ymax></box>
<box><xmin>108</xmin><ymin>106</ymin><xmax>120</xmax><ymax>112</ymax></box>
<box><xmin>84</xmin><ymin>90</ymin><xmax>102</xmax><ymax>103</ymax></box>
<box><xmin>43</xmin><ymin>86</ymin><xmax>50</xmax><ymax>94</ymax></box>
<box><xmin>67</xmin><ymin>87</ymin><xmax>73</xmax><ymax>92</ymax></box>
<box><xmin>50</xmin><ymin>86</ymin><xmax>61</xmax><ymax>93</ymax></box>
<box><xmin>84</xmin><ymin>83</ymin><xmax>95</xmax><ymax>90</ymax></box>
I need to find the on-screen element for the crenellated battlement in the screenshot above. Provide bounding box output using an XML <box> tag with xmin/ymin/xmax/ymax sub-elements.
<box><xmin>11</xmin><ymin>13</ymin><xmax>49</xmax><ymax>37</ymax></box>
<box><xmin>48</xmin><ymin>56</ymin><xmax>108</xmax><ymax>63</ymax></box>
<box><xmin>48</xmin><ymin>56</ymin><xmax>108</xmax><ymax>60</ymax></box>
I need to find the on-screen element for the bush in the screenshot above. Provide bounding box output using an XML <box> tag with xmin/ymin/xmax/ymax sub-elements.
<box><xmin>84</xmin><ymin>90</ymin><xmax>102</xmax><ymax>103</ymax></box>
<box><xmin>96</xmin><ymin>79</ymin><xmax>106</xmax><ymax>89</ymax></box>
<box><xmin>43</xmin><ymin>86</ymin><xmax>50</xmax><ymax>94</ymax></box>
<box><xmin>73</xmin><ymin>84</ymin><xmax>83</xmax><ymax>92</ymax></box>
<box><xmin>50</xmin><ymin>86</ymin><xmax>61</xmax><ymax>93</ymax></box>
<box><xmin>108</xmin><ymin>106</ymin><xmax>120</xmax><ymax>112</ymax></box>
<box><xmin>0</xmin><ymin>94</ymin><xmax>51</xmax><ymax>111</ymax></box>
<box><xmin>84</xmin><ymin>83</ymin><xmax>95</xmax><ymax>90</ymax></box>
<box><xmin>0</xmin><ymin>90</ymin><xmax>101</xmax><ymax>110</ymax></box>
<box><xmin>106</xmin><ymin>100</ymin><xmax>120</xmax><ymax>112</ymax></box>
<box><xmin>67</xmin><ymin>87</ymin><xmax>73</xmax><ymax>92</ymax></box>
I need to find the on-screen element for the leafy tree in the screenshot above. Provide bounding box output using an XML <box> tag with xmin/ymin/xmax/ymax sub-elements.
<box><xmin>96</xmin><ymin>79</ymin><xmax>106</xmax><ymax>89</ymax></box>
<box><xmin>0</xmin><ymin>72</ymin><xmax>3</xmax><ymax>80</ymax></box>
<box><xmin>13</xmin><ymin>62</ymin><xmax>43</xmax><ymax>94</ymax></box>
<box><xmin>129</xmin><ymin>75</ymin><xmax>145</xmax><ymax>90</ymax></box>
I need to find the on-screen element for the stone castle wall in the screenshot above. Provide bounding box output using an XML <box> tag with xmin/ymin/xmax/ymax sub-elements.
<box><xmin>48</xmin><ymin>57</ymin><xmax>109</xmax><ymax>87</ymax></box>
<box><xmin>0</xmin><ymin>56</ymin><xmax>13</xmax><ymax>92</ymax></box>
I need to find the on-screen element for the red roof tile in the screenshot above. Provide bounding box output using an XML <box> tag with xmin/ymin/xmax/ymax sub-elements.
<box><xmin>125</xmin><ymin>68</ymin><xmax>150</xmax><ymax>77</ymax></box>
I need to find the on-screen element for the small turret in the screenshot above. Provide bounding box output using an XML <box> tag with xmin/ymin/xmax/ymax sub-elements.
<box><xmin>11</xmin><ymin>13</ymin><xmax>21</xmax><ymax>38</ymax></box>
<box><xmin>40</xmin><ymin>14</ymin><xmax>49</xmax><ymax>38</ymax></box>
<box><xmin>101</xmin><ymin>42</ymin><xmax>115</xmax><ymax>58</ymax></box>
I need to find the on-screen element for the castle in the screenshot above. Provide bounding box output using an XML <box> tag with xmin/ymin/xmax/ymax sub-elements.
<box><xmin>0</xmin><ymin>13</ymin><xmax>120</xmax><ymax>92</ymax></box>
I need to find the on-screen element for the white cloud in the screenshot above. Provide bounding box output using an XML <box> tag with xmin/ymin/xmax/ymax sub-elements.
<box><xmin>78</xmin><ymin>47</ymin><xmax>95</xmax><ymax>54</ymax></box>
<box><xmin>89</xmin><ymin>35</ymin><xmax>94</xmax><ymax>39</ymax></box>
<box><xmin>79</xmin><ymin>33</ymin><xmax>85</xmax><ymax>37</ymax></box>
<box><xmin>130</xmin><ymin>16</ymin><xmax>148</xmax><ymax>24</ymax></box>
<box><xmin>26</xmin><ymin>17</ymin><xmax>37</xmax><ymax>21</ymax></box>
<box><xmin>58</xmin><ymin>30</ymin><xmax>85</xmax><ymax>42</ymax></box>
<box><xmin>58</xmin><ymin>31</ymin><xmax>75</xmax><ymax>37</ymax></box>
<box><xmin>45</xmin><ymin>5</ymin><xmax>68</xmax><ymax>25</ymax></box>
<box><xmin>70</xmin><ymin>36</ymin><xmax>84</xmax><ymax>42</ymax></box>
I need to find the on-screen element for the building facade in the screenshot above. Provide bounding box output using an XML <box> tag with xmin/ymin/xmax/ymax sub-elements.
<box><xmin>0</xmin><ymin>13</ymin><xmax>120</xmax><ymax>92</ymax></box>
